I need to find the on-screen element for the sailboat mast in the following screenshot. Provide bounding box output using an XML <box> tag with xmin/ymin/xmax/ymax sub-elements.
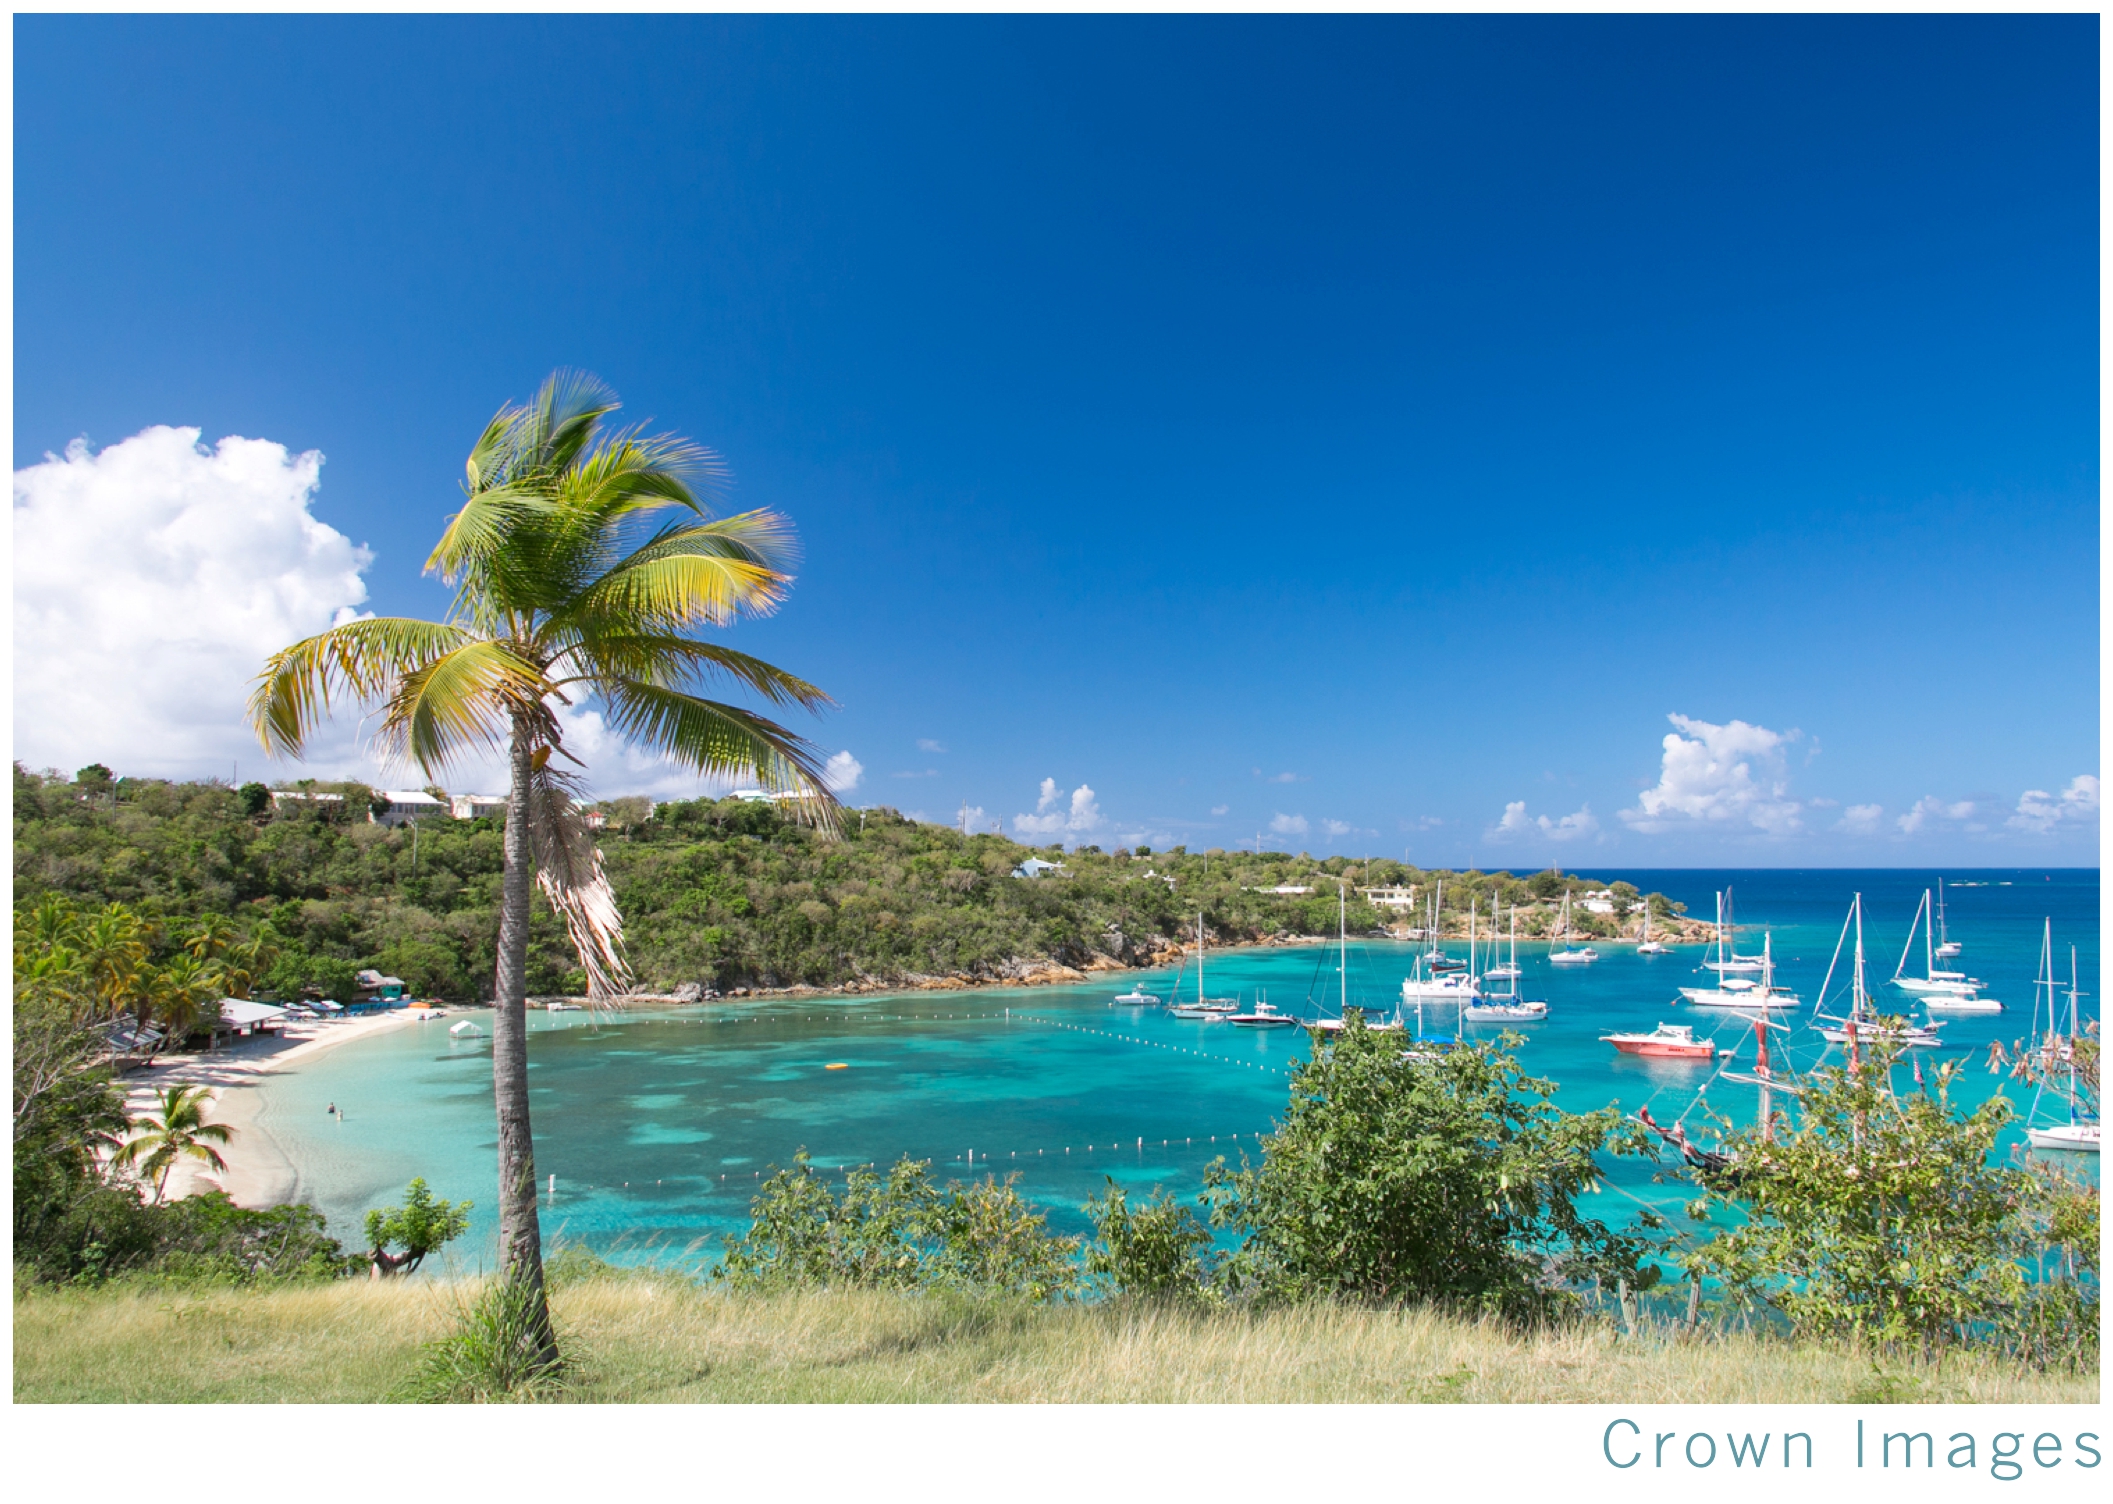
<box><xmin>1925</xmin><ymin>889</ymin><xmax>1934</xmax><ymax>979</ymax></box>
<box><xmin>1338</xmin><ymin>884</ymin><xmax>1348</xmax><ymax>1016</ymax></box>
<box><xmin>1851</xmin><ymin>892</ymin><xmax>1867</xmax><ymax>1019</ymax></box>
<box><xmin>1196</xmin><ymin>912</ymin><xmax>1205</xmax><ymax>1004</ymax></box>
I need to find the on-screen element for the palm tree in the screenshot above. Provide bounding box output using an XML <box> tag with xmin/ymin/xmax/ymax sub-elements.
<box><xmin>113</xmin><ymin>1084</ymin><xmax>233</xmax><ymax>1203</ymax></box>
<box><xmin>249</xmin><ymin>371</ymin><xmax>836</xmax><ymax>1366</ymax></box>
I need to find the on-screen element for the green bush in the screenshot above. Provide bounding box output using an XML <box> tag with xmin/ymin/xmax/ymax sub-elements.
<box><xmin>1203</xmin><ymin>1018</ymin><xmax>1660</xmax><ymax>1314</ymax></box>
<box><xmin>1084</xmin><ymin>1181</ymin><xmax>1219</xmax><ymax>1303</ymax></box>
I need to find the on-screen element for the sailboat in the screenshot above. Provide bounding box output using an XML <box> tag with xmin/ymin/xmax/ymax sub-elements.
<box><xmin>1680</xmin><ymin>931</ymin><xmax>1799</xmax><ymax>1009</ymax></box>
<box><xmin>1637</xmin><ymin>899</ymin><xmax>1673</xmax><ymax>956</ymax></box>
<box><xmin>1933</xmin><ymin>877</ymin><xmax>1963</xmax><ymax>959</ymax></box>
<box><xmin>1304</xmin><ymin>886</ymin><xmax>1401</xmax><ymax>1033</ymax></box>
<box><xmin>1402</xmin><ymin>886</ymin><xmax>1482</xmax><ymax>1001</ymax></box>
<box><xmin>1167</xmin><ymin>914</ymin><xmax>1238</xmax><ymax>1018</ymax></box>
<box><xmin>1422</xmin><ymin>881</ymin><xmax>1466</xmax><ymax>971</ymax></box>
<box><xmin>2025</xmin><ymin>931</ymin><xmax>2099</xmax><ymax>1153</ymax></box>
<box><xmin>1701</xmin><ymin>889</ymin><xmax>1766</xmax><ymax>974</ymax></box>
<box><xmin>1888</xmin><ymin>888</ymin><xmax>1991</xmax><ymax>1003</ymax></box>
<box><xmin>1548</xmin><ymin>890</ymin><xmax>1599</xmax><ymax>965</ymax></box>
<box><xmin>1464</xmin><ymin>904</ymin><xmax>1548</xmax><ymax>1021</ymax></box>
<box><xmin>1483</xmin><ymin>901</ymin><xmax>1523</xmax><ymax>979</ymax></box>
<box><xmin>1811</xmin><ymin>893</ymin><xmax>1944</xmax><ymax>1049</ymax></box>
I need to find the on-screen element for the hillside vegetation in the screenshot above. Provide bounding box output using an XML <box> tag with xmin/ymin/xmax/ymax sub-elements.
<box><xmin>13</xmin><ymin>763</ymin><xmax>1683</xmax><ymax>1001</ymax></box>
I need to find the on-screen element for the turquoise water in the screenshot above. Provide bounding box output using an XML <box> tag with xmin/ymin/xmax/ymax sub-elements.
<box><xmin>255</xmin><ymin>868</ymin><xmax>2098</xmax><ymax>1269</ymax></box>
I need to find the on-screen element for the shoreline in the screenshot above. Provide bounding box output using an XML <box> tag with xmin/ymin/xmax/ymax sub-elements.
<box><xmin>121</xmin><ymin>1012</ymin><xmax>414</xmax><ymax>1208</ymax></box>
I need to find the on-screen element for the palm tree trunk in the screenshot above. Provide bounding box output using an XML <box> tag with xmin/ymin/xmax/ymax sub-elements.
<box><xmin>492</xmin><ymin>718</ymin><xmax>558</xmax><ymax>1364</ymax></box>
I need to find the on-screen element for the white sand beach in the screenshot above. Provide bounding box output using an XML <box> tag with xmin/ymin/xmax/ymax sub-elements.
<box><xmin>119</xmin><ymin>1010</ymin><xmax>426</xmax><ymax>1206</ymax></box>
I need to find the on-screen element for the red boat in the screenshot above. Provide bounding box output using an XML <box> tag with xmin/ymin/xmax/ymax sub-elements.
<box><xmin>1601</xmin><ymin>1022</ymin><xmax>1717</xmax><ymax>1060</ymax></box>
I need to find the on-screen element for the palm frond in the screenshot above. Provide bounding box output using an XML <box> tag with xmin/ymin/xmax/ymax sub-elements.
<box><xmin>558</xmin><ymin>514</ymin><xmax>800</xmax><ymax>633</ymax></box>
<box><xmin>250</xmin><ymin>619</ymin><xmax>473</xmax><ymax>760</ymax></box>
<box><xmin>524</xmin><ymin>762</ymin><xmax>632</xmax><ymax>1000</ymax></box>
<box><xmin>559</xmin><ymin>635</ymin><xmax>834</xmax><ymax>712</ymax></box>
<box><xmin>596</xmin><ymin>678</ymin><xmax>840</xmax><ymax>831</ymax></box>
<box><xmin>369</xmin><ymin>640</ymin><xmax>548</xmax><ymax>777</ymax></box>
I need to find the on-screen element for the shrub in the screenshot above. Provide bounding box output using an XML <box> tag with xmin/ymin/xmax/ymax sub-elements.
<box><xmin>1203</xmin><ymin>1018</ymin><xmax>1660</xmax><ymax>1314</ymax></box>
<box><xmin>400</xmin><ymin>1279</ymin><xmax>568</xmax><ymax>1403</ymax></box>
<box><xmin>364</xmin><ymin>1178</ymin><xmax>472</xmax><ymax>1275</ymax></box>
<box><xmin>1084</xmin><ymin>1181</ymin><xmax>1218</xmax><ymax>1303</ymax></box>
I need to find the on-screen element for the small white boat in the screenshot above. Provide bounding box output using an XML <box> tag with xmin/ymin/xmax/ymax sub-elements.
<box><xmin>545</xmin><ymin>1000</ymin><xmax>584</xmax><ymax>1012</ymax></box>
<box><xmin>1463</xmin><ymin>1000</ymin><xmax>1548</xmax><ymax>1022</ymax></box>
<box><xmin>1921</xmin><ymin>993</ymin><xmax>2002</xmax><ymax>1014</ymax></box>
<box><xmin>448</xmin><ymin>1020</ymin><xmax>484</xmax><ymax>1037</ymax></box>
<box><xmin>1890</xmin><ymin>889</ymin><xmax>1984</xmax><ymax>996</ymax></box>
<box><xmin>1892</xmin><ymin>973</ymin><xmax>1984</xmax><ymax>997</ymax></box>
<box><xmin>1681</xmin><ymin>934</ymin><xmax>1799</xmax><ymax>1009</ymax></box>
<box><xmin>1548</xmin><ymin>892</ymin><xmax>1598</xmax><ymax>964</ymax></box>
<box><xmin>2028</xmin><ymin>1122</ymin><xmax>2101</xmax><ymax>1153</ymax></box>
<box><xmin>1933</xmin><ymin>878</ymin><xmax>1963</xmax><ymax>958</ymax></box>
<box><xmin>1227</xmin><ymin>999</ymin><xmax>1300</xmax><ymax>1028</ymax></box>
<box><xmin>1636</xmin><ymin>899</ymin><xmax>1673</xmax><ymax>956</ymax></box>
<box><xmin>1111</xmin><ymin>987</ymin><xmax>1162</xmax><ymax>1007</ymax></box>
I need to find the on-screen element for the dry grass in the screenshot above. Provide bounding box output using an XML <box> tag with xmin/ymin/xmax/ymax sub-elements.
<box><xmin>14</xmin><ymin>1279</ymin><xmax>2099</xmax><ymax>1404</ymax></box>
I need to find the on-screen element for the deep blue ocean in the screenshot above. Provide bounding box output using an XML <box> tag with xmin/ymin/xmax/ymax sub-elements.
<box><xmin>255</xmin><ymin>868</ymin><xmax>2099</xmax><ymax>1269</ymax></box>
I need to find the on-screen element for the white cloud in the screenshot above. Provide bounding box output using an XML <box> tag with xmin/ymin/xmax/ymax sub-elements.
<box><xmin>1266</xmin><ymin>771</ymin><xmax>1303</xmax><ymax>784</ymax></box>
<box><xmin>1489</xmin><ymin>800</ymin><xmax>1597</xmax><ymax>842</ymax></box>
<box><xmin>1621</xmin><ymin>713</ymin><xmax>1803</xmax><ymax>835</ymax></box>
<box><xmin>1269</xmin><ymin>812</ymin><xmax>1309</xmax><ymax>836</ymax></box>
<box><xmin>2008</xmin><ymin>775</ymin><xmax>2099</xmax><ymax>834</ymax></box>
<box><xmin>13</xmin><ymin>427</ymin><xmax>373</xmax><ymax>780</ymax></box>
<box><xmin>1210</xmin><ymin>804</ymin><xmax>1229</xmax><ymax>816</ymax></box>
<box><xmin>956</xmin><ymin>804</ymin><xmax>987</xmax><ymax>832</ymax></box>
<box><xmin>1836</xmin><ymin>803</ymin><xmax>1884</xmax><ymax>835</ymax></box>
<box><xmin>1321</xmin><ymin>818</ymin><xmax>1352</xmax><ymax>838</ymax></box>
<box><xmin>890</xmin><ymin>768</ymin><xmax>940</xmax><ymax>779</ymax></box>
<box><xmin>822</xmin><ymin>750</ymin><xmax>864</xmax><ymax>793</ymax></box>
<box><xmin>1013</xmin><ymin>779</ymin><xmax>1102</xmax><ymax>837</ymax></box>
<box><xmin>1897</xmin><ymin>795</ymin><xmax>1976</xmax><ymax>835</ymax></box>
<box><xmin>916</xmin><ymin>738</ymin><xmax>946</xmax><ymax>753</ymax></box>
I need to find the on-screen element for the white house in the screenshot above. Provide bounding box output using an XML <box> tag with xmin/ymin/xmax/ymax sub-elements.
<box><xmin>372</xmin><ymin>790</ymin><xmax>447</xmax><ymax>827</ymax></box>
<box><xmin>1250</xmin><ymin>883</ymin><xmax>1314</xmax><ymax>896</ymax></box>
<box><xmin>1580</xmin><ymin>887</ymin><xmax>1618</xmax><ymax>916</ymax></box>
<box><xmin>1358</xmin><ymin>885</ymin><xmax>1419</xmax><ymax>910</ymax></box>
<box><xmin>1013</xmin><ymin>857</ymin><xmax>1067</xmax><ymax>879</ymax></box>
<box><xmin>450</xmin><ymin>793</ymin><xmax>509</xmax><ymax>820</ymax></box>
<box><xmin>269</xmin><ymin>790</ymin><xmax>344</xmax><ymax>810</ymax></box>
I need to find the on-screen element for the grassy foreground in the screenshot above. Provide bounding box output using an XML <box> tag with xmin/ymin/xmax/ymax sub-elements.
<box><xmin>15</xmin><ymin>1279</ymin><xmax>2098</xmax><ymax>1404</ymax></box>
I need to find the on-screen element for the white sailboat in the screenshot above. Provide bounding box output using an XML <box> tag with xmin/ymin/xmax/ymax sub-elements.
<box><xmin>1310</xmin><ymin>885</ymin><xmax>1402</xmax><ymax>1032</ymax></box>
<box><xmin>1680</xmin><ymin>931</ymin><xmax>1799</xmax><ymax>1009</ymax></box>
<box><xmin>1168</xmin><ymin>913</ymin><xmax>1239</xmax><ymax>1017</ymax></box>
<box><xmin>2025</xmin><ymin>932</ymin><xmax>2099</xmax><ymax>1153</ymax></box>
<box><xmin>1548</xmin><ymin>890</ymin><xmax>1598</xmax><ymax>965</ymax></box>
<box><xmin>1464</xmin><ymin>904</ymin><xmax>1548</xmax><ymax>1021</ymax></box>
<box><xmin>1811</xmin><ymin>893</ymin><xmax>1944</xmax><ymax>1049</ymax></box>
<box><xmin>1933</xmin><ymin>877</ymin><xmax>1963</xmax><ymax>959</ymax></box>
<box><xmin>1637</xmin><ymin>899</ymin><xmax>1673</xmax><ymax>956</ymax></box>
<box><xmin>1483</xmin><ymin>901</ymin><xmax>1523</xmax><ymax>979</ymax></box>
<box><xmin>1402</xmin><ymin>886</ymin><xmax>1483</xmax><ymax>1000</ymax></box>
<box><xmin>1702</xmin><ymin>888</ymin><xmax>1765</xmax><ymax>975</ymax></box>
<box><xmin>1889</xmin><ymin>887</ymin><xmax>1992</xmax><ymax>1004</ymax></box>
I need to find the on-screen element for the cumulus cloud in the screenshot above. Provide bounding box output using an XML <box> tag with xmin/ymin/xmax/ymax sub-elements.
<box><xmin>1896</xmin><ymin>796</ymin><xmax>1976</xmax><ymax>835</ymax></box>
<box><xmin>1210</xmin><ymin>804</ymin><xmax>1229</xmax><ymax>816</ymax></box>
<box><xmin>1013</xmin><ymin>778</ymin><xmax>1102</xmax><ymax>837</ymax></box>
<box><xmin>916</xmin><ymin>738</ymin><xmax>946</xmax><ymax>753</ymax></box>
<box><xmin>956</xmin><ymin>804</ymin><xmax>987</xmax><ymax>831</ymax></box>
<box><xmin>1321</xmin><ymin>818</ymin><xmax>1352</xmax><ymax>838</ymax></box>
<box><xmin>822</xmin><ymin>751</ymin><xmax>864</xmax><ymax>793</ymax></box>
<box><xmin>13</xmin><ymin>427</ymin><xmax>373</xmax><ymax>779</ymax></box>
<box><xmin>1836</xmin><ymin>803</ymin><xmax>1884</xmax><ymax>835</ymax></box>
<box><xmin>1621</xmin><ymin>714</ymin><xmax>1802</xmax><ymax>834</ymax></box>
<box><xmin>2008</xmin><ymin>775</ymin><xmax>2099</xmax><ymax>834</ymax></box>
<box><xmin>1270</xmin><ymin>812</ymin><xmax>1309</xmax><ymax>836</ymax></box>
<box><xmin>1489</xmin><ymin>800</ymin><xmax>1598</xmax><ymax>842</ymax></box>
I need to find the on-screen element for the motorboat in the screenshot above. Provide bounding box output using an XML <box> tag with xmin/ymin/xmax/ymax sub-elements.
<box><xmin>1227</xmin><ymin>999</ymin><xmax>1300</xmax><ymax>1029</ymax></box>
<box><xmin>1922</xmin><ymin>992</ymin><xmax>2003</xmax><ymax>1015</ymax></box>
<box><xmin>1681</xmin><ymin>933</ymin><xmax>1799</xmax><ymax>1009</ymax></box>
<box><xmin>1601</xmin><ymin>1023</ymin><xmax>1717</xmax><ymax>1060</ymax></box>
<box><xmin>1111</xmin><ymin>986</ymin><xmax>1162</xmax><ymax>1007</ymax></box>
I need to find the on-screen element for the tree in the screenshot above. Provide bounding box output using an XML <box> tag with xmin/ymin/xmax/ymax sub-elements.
<box><xmin>238</xmin><ymin>781</ymin><xmax>272</xmax><ymax>816</ymax></box>
<box><xmin>112</xmin><ymin>1084</ymin><xmax>233</xmax><ymax>1204</ymax></box>
<box><xmin>364</xmin><ymin>1177</ymin><xmax>473</xmax><ymax>1275</ymax></box>
<box><xmin>1204</xmin><ymin>1018</ymin><xmax>1660</xmax><ymax>1314</ymax></box>
<box><xmin>250</xmin><ymin>370</ymin><xmax>837</xmax><ymax>1367</ymax></box>
<box><xmin>1682</xmin><ymin>1042</ymin><xmax>2092</xmax><ymax>1359</ymax></box>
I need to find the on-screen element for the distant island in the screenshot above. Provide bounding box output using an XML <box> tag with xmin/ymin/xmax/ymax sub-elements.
<box><xmin>12</xmin><ymin>764</ymin><xmax>1702</xmax><ymax>1002</ymax></box>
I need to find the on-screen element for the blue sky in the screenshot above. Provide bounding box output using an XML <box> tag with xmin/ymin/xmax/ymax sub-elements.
<box><xmin>12</xmin><ymin>15</ymin><xmax>2099</xmax><ymax>866</ymax></box>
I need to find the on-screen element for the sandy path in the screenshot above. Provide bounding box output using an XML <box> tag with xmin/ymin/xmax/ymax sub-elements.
<box><xmin>119</xmin><ymin>1011</ymin><xmax>424</xmax><ymax>1206</ymax></box>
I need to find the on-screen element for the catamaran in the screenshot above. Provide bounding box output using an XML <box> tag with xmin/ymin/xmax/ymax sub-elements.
<box><xmin>1889</xmin><ymin>887</ymin><xmax>1991</xmax><ymax>1004</ymax></box>
<box><xmin>2024</xmin><ymin>929</ymin><xmax>2099</xmax><ymax>1154</ymax></box>
<box><xmin>1680</xmin><ymin>931</ymin><xmax>1799</xmax><ymax>1010</ymax></box>
<box><xmin>1701</xmin><ymin>889</ymin><xmax>1765</xmax><ymax>974</ymax></box>
<box><xmin>1548</xmin><ymin>890</ymin><xmax>1599</xmax><ymax>965</ymax></box>
<box><xmin>1464</xmin><ymin>905</ymin><xmax>1547</xmax><ymax>1021</ymax></box>
<box><xmin>1811</xmin><ymin>892</ymin><xmax>1944</xmax><ymax>1049</ymax></box>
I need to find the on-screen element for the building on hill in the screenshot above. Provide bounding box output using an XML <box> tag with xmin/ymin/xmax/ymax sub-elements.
<box><xmin>449</xmin><ymin>793</ymin><xmax>509</xmax><ymax>820</ymax></box>
<box><xmin>269</xmin><ymin>790</ymin><xmax>344</xmax><ymax>810</ymax></box>
<box><xmin>1013</xmin><ymin>857</ymin><xmax>1067</xmax><ymax>879</ymax></box>
<box><xmin>372</xmin><ymin>790</ymin><xmax>446</xmax><ymax>827</ymax></box>
<box><xmin>1359</xmin><ymin>885</ymin><xmax>1419</xmax><ymax>910</ymax></box>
